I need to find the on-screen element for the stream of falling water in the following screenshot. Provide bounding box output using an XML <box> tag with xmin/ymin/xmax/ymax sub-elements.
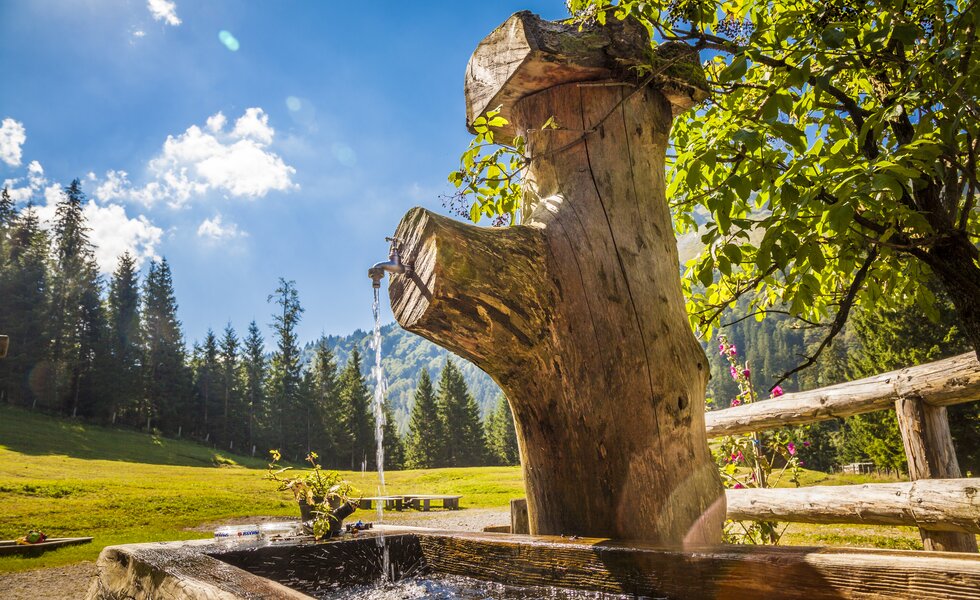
<box><xmin>370</xmin><ymin>287</ymin><xmax>390</xmax><ymax>580</ymax></box>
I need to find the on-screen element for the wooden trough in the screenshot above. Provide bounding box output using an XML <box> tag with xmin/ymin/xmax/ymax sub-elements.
<box><xmin>86</xmin><ymin>528</ymin><xmax>980</xmax><ymax>600</ymax></box>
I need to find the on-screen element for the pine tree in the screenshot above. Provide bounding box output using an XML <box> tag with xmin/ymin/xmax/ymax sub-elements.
<box><xmin>218</xmin><ymin>324</ymin><xmax>242</xmax><ymax>450</ymax></box>
<box><xmin>0</xmin><ymin>188</ymin><xmax>20</xmax><ymax>403</ymax></box>
<box><xmin>382</xmin><ymin>399</ymin><xmax>405</xmax><ymax>471</ymax></box>
<box><xmin>106</xmin><ymin>252</ymin><xmax>141</xmax><ymax>423</ymax></box>
<box><xmin>0</xmin><ymin>204</ymin><xmax>49</xmax><ymax>407</ymax></box>
<box><xmin>338</xmin><ymin>348</ymin><xmax>374</xmax><ymax>470</ymax></box>
<box><xmin>142</xmin><ymin>258</ymin><xmax>190</xmax><ymax>433</ymax></box>
<box><xmin>437</xmin><ymin>359</ymin><xmax>486</xmax><ymax>467</ymax></box>
<box><xmin>298</xmin><ymin>367</ymin><xmax>316</xmax><ymax>456</ymax></box>
<box><xmin>405</xmin><ymin>370</ymin><xmax>444</xmax><ymax>468</ymax></box>
<box><xmin>0</xmin><ymin>187</ymin><xmax>15</xmax><ymax>266</ymax></box>
<box><xmin>485</xmin><ymin>394</ymin><xmax>519</xmax><ymax>466</ymax></box>
<box><xmin>241</xmin><ymin>320</ymin><xmax>266</xmax><ymax>455</ymax></box>
<box><xmin>310</xmin><ymin>338</ymin><xmax>346</xmax><ymax>467</ymax></box>
<box><xmin>266</xmin><ymin>278</ymin><xmax>304</xmax><ymax>456</ymax></box>
<box><xmin>195</xmin><ymin>330</ymin><xmax>220</xmax><ymax>441</ymax></box>
<box><xmin>48</xmin><ymin>180</ymin><xmax>106</xmax><ymax>417</ymax></box>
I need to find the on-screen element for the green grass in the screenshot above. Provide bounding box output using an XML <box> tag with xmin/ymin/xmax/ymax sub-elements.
<box><xmin>0</xmin><ymin>405</ymin><xmax>523</xmax><ymax>573</ymax></box>
<box><xmin>0</xmin><ymin>404</ymin><xmax>949</xmax><ymax>574</ymax></box>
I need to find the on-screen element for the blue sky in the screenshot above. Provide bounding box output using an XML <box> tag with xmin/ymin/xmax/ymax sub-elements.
<box><xmin>0</xmin><ymin>0</ymin><xmax>565</xmax><ymax>346</ymax></box>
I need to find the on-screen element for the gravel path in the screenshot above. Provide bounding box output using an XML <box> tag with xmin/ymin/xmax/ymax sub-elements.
<box><xmin>0</xmin><ymin>508</ymin><xmax>510</xmax><ymax>599</ymax></box>
<box><xmin>0</xmin><ymin>562</ymin><xmax>96</xmax><ymax>600</ymax></box>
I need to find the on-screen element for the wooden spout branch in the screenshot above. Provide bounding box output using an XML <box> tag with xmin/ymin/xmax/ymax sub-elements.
<box><xmin>388</xmin><ymin>12</ymin><xmax>723</xmax><ymax>545</ymax></box>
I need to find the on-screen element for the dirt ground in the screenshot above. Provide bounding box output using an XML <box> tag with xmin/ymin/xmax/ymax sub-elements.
<box><xmin>0</xmin><ymin>508</ymin><xmax>510</xmax><ymax>600</ymax></box>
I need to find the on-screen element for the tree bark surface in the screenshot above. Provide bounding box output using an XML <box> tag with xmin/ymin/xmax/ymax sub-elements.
<box><xmin>390</xmin><ymin>78</ymin><xmax>724</xmax><ymax>544</ymax></box>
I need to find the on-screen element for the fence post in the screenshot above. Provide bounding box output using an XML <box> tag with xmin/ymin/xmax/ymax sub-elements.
<box><xmin>511</xmin><ymin>498</ymin><xmax>529</xmax><ymax>535</ymax></box>
<box><xmin>895</xmin><ymin>396</ymin><xmax>978</xmax><ymax>552</ymax></box>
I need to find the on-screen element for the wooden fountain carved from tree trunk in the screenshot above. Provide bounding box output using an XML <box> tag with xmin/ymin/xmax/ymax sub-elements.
<box><xmin>388</xmin><ymin>11</ymin><xmax>725</xmax><ymax>545</ymax></box>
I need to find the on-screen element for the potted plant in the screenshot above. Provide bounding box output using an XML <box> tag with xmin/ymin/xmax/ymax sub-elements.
<box><xmin>267</xmin><ymin>450</ymin><xmax>361</xmax><ymax>539</ymax></box>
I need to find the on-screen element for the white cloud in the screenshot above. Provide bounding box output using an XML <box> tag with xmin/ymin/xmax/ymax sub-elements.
<box><xmin>0</xmin><ymin>118</ymin><xmax>27</xmax><ymax>167</ymax></box>
<box><xmin>98</xmin><ymin>108</ymin><xmax>296</xmax><ymax>208</ymax></box>
<box><xmin>5</xmin><ymin>161</ymin><xmax>162</xmax><ymax>274</ymax></box>
<box><xmin>206</xmin><ymin>112</ymin><xmax>226</xmax><ymax>133</ymax></box>
<box><xmin>197</xmin><ymin>214</ymin><xmax>246</xmax><ymax>241</ymax></box>
<box><xmin>147</xmin><ymin>0</ymin><xmax>181</xmax><ymax>26</ymax></box>
<box><xmin>84</xmin><ymin>203</ymin><xmax>163</xmax><ymax>272</ymax></box>
<box><xmin>3</xmin><ymin>160</ymin><xmax>46</xmax><ymax>202</ymax></box>
<box><xmin>132</xmin><ymin>29</ymin><xmax>146</xmax><ymax>39</ymax></box>
<box><xmin>231</xmin><ymin>108</ymin><xmax>274</xmax><ymax>145</ymax></box>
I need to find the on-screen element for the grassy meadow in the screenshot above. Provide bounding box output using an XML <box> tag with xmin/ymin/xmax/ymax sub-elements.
<box><xmin>0</xmin><ymin>405</ymin><xmax>523</xmax><ymax>573</ymax></box>
<box><xmin>0</xmin><ymin>405</ymin><xmax>932</xmax><ymax>574</ymax></box>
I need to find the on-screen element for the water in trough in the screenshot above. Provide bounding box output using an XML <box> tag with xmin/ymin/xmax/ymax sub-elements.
<box><xmin>316</xmin><ymin>574</ymin><xmax>641</xmax><ymax>599</ymax></box>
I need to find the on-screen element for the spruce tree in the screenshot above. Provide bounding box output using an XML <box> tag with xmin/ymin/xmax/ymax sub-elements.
<box><xmin>0</xmin><ymin>189</ymin><xmax>20</xmax><ymax>403</ymax></box>
<box><xmin>241</xmin><ymin>320</ymin><xmax>266</xmax><ymax>455</ymax></box>
<box><xmin>48</xmin><ymin>180</ymin><xmax>106</xmax><ymax>417</ymax></box>
<box><xmin>0</xmin><ymin>187</ymin><xmax>14</xmax><ymax>267</ymax></box>
<box><xmin>142</xmin><ymin>258</ymin><xmax>189</xmax><ymax>433</ymax></box>
<box><xmin>311</xmin><ymin>338</ymin><xmax>346</xmax><ymax>467</ymax></box>
<box><xmin>299</xmin><ymin>367</ymin><xmax>316</xmax><ymax>456</ymax></box>
<box><xmin>106</xmin><ymin>252</ymin><xmax>141</xmax><ymax>423</ymax></box>
<box><xmin>485</xmin><ymin>394</ymin><xmax>519</xmax><ymax>466</ymax></box>
<box><xmin>405</xmin><ymin>370</ymin><xmax>444</xmax><ymax>469</ymax></box>
<box><xmin>266</xmin><ymin>278</ymin><xmax>304</xmax><ymax>456</ymax></box>
<box><xmin>437</xmin><ymin>359</ymin><xmax>486</xmax><ymax>467</ymax></box>
<box><xmin>218</xmin><ymin>324</ymin><xmax>242</xmax><ymax>449</ymax></box>
<box><xmin>382</xmin><ymin>399</ymin><xmax>405</xmax><ymax>471</ymax></box>
<box><xmin>195</xmin><ymin>329</ymin><xmax>220</xmax><ymax>441</ymax></box>
<box><xmin>338</xmin><ymin>348</ymin><xmax>374</xmax><ymax>470</ymax></box>
<box><xmin>0</xmin><ymin>204</ymin><xmax>49</xmax><ymax>407</ymax></box>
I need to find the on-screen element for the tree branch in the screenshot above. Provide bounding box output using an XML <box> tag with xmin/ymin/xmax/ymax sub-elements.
<box><xmin>770</xmin><ymin>248</ymin><xmax>879</xmax><ymax>391</ymax></box>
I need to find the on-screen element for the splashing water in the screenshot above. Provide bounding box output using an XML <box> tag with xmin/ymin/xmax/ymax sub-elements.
<box><xmin>370</xmin><ymin>287</ymin><xmax>390</xmax><ymax>579</ymax></box>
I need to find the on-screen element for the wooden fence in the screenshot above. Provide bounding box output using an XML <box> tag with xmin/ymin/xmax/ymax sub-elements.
<box><xmin>706</xmin><ymin>351</ymin><xmax>980</xmax><ymax>553</ymax></box>
<box><xmin>510</xmin><ymin>352</ymin><xmax>980</xmax><ymax>553</ymax></box>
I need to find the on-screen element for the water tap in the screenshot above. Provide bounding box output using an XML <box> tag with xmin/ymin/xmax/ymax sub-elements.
<box><xmin>368</xmin><ymin>237</ymin><xmax>412</xmax><ymax>288</ymax></box>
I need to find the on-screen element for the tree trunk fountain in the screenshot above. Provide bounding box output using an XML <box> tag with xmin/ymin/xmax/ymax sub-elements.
<box><xmin>386</xmin><ymin>11</ymin><xmax>725</xmax><ymax>545</ymax></box>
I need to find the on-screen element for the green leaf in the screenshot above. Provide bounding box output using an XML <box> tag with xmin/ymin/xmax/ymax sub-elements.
<box><xmin>822</xmin><ymin>26</ymin><xmax>846</xmax><ymax>48</ymax></box>
<box><xmin>891</xmin><ymin>23</ymin><xmax>921</xmax><ymax>44</ymax></box>
<box><xmin>719</xmin><ymin>55</ymin><xmax>748</xmax><ymax>82</ymax></box>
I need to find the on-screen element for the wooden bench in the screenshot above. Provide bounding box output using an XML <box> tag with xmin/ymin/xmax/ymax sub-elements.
<box><xmin>403</xmin><ymin>494</ymin><xmax>462</xmax><ymax>511</ymax></box>
<box><xmin>358</xmin><ymin>496</ymin><xmax>406</xmax><ymax>511</ymax></box>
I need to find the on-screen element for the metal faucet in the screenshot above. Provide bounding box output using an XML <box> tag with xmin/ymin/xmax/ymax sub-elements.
<box><xmin>368</xmin><ymin>237</ymin><xmax>412</xmax><ymax>288</ymax></box>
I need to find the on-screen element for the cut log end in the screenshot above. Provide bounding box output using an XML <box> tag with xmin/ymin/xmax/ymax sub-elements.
<box><xmin>465</xmin><ymin>12</ymin><xmax>709</xmax><ymax>140</ymax></box>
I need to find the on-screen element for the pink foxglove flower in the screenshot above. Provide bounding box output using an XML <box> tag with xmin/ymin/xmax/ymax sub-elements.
<box><xmin>771</xmin><ymin>385</ymin><xmax>784</xmax><ymax>397</ymax></box>
<box><xmin>733</xmin><ymin>483</ymin><xmax>745</xmax><ymax>489</ymax></box>
<box><xmin>787</xmin><ymin>442</ymin><xmax>796</xmax><ymax>456</ymax></box>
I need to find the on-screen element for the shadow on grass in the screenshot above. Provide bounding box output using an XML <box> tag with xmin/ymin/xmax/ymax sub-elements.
<box><xmin>0</xmin><ymin>405</ymin><xmax>267</xmax><ymax>468</ymax></box>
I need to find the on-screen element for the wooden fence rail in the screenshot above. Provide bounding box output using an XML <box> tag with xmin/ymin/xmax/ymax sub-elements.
<box><xmin>703</xmin><ymin>351</ymin><xmax>980</xmax><ymax>552</ymax></box>
<box><xmin>704</xmin><ymin>352</ymin><xmax>980</xmax><ymax>438</ymax></box>
<box><xmin>726</xmin><ymin>478</ymin><xmax>980</xmax><ymax>534</ymax></box>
